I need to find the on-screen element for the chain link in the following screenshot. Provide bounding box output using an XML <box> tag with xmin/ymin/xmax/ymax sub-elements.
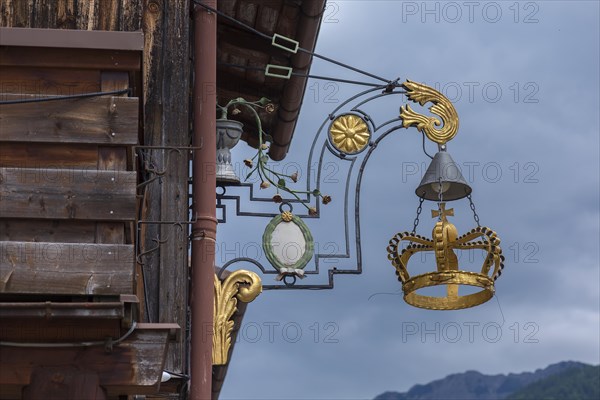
<box><xmin>411</xmin><ymin>197</ymin><xmax>425</xmax><ymax>234</ymax></box>
<box><xmin>467</xmin><ymin>194</ymin><xmax>481</xmax><ymax>227</ymax></box>
<box><xmin>436</xmin><ymin>177</ymin><xmax>444</xmax><ymax>220</ymax></box>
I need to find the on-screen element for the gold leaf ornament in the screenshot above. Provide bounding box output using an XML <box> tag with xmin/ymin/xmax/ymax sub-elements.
<box><xmin>213</xmin><ymin>270</ymin><xmax>262</xmax><ymax>365</ymax></box>
<box><xmin>399</xmin><ymin>80</ymin><xmax>459</xmax><ymax>145</ymax></box>
<box><xmin>328</xmin><ymin>114</ymin><xmax>371</xmax><ymax>154</ymax></box>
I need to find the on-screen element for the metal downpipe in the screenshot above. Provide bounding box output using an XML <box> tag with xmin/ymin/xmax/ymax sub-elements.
<box><xmin>191</xmin><ymin>1</ymin><xmax>217</xmax><ymax>398</ymax></box>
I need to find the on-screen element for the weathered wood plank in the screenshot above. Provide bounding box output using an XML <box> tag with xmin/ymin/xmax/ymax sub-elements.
<box><xmin>3</xmin><ymin>0</ymin><xmax>30</xmax><ymax>28</ymax></box>
<box><xmin>0</xmin><ymin>0</ymin><xmax>143</xmax><ymax>31</ymax></box>
<box><xmin>96</xmin><ymin>145</ymin><xmax>128</xmax><ymax>241</ymax></box>
<box><xmin>23</xmin><ymin>367</ymin><xmax>108</xmax><ymax>400</ymax></box>
<box><xmin>0</xmin><ymin>46</ymin><xmax>141</xmax><ymax>70</ymax></box>
<box><xmin>0</xmin><ymin>219</ymin><xmax>96</xmax><ymax>243</ymax></box>
<box><xmin>56</xmin><ymin>0</ymin><xmax>81</xmax><ymax>30</ymax></box>
<box><xmin>0</xmin><ymin>324</ymin><xmax>178</xmax><ymax>396</ymax></box>
<box><xmin>95</xmin><ymin>222</ymin><xmax>126</xmax><ymax>244</ymax></box>
<box><xmin>0</xmin><ymin>168</ymin><xmax>136</xmax><ymax>221</ymax></box>
<box><xmin>30</xmin><ymin>1</ymin><xmax>58</xmax><ymax>29</ymax></box>
<box><xmin>0</xmin><ymin>94</ymin><xmax>138</xmax><ymax>144</ymax></box>
<box><xmin>158</xmin><ymin>0</ymin><xmax>191</xmax><ymax>373</ymax></box>
<box><xmin>0</xmin><ymin>66</ymin><xmax>101</xmax><ymax>96</ymax></box>
<box><xmin>0</xmin><ymin>143</ymin><xmax>99</xmax><ymax>168</ymax></box>
<box><xmin>96</xmin><ymin>85</ymin><xmax>129</xmax><ymax>243</ymax></box>
<box><xmin>141</xmin><ymin>0</ymin><xmax>165</xmax><ymax>327</ymax></box>
<box><xmin>0</xmin><ymin>317</ymin><xmax>121</xmax><ymax>342</ymax></box>
<box><xmin>100</xmin><ymin>71</ymin><xmax>129</xmax><ymax>93</ymax></box>
<box><xmin>98</xmin><ymin>72</ymin><xmax>132</xmax><ymax>170</ymax></box>
<box><xmin>142</xmin><ymin>0</ymin><xmax>191</xmax><ymax>373</ymax></box>
<box><xmin>0</xmin><ymin>241</ymin><xmax>134</xmax><ymax>295</ymax></box>
<box><xmin>0</xmin><ymin>27</ymin><xmax>144</xmax><ymax>50</ymax></box>
<box><xmin>97</xmin><ymin>147</ymin><xmax>130</xmax><ymax>172</ymax></box>
<box><xmin>97</xmin><ymin>0</ymin><xmax>121</xmax><ymax>31</ymax></box>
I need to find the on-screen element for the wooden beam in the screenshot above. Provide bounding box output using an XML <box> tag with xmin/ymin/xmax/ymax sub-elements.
<box><xmin>0</xmin><ymin>95</ymin><xmax>138</xmax><ymax>145</ymax></box>
<box><xmin>0</xmin><ymin>219</ymin><xmax>96</xmax><ymax>243</ymax></box>
<box><xmin>0</xmin><ymin>46</ymin><xmax>141</xmax><ymax>70</ymax></box>
<box><xmin>0</xmin><ymin>219</ymin><xmax>128</xmax><ymax>245</ymax></box>
<box><xmin>0</xmin><ymin>317</ymin><xmax>121</xmax><ymax>343</ymax></box>
<box><xmin>0</xmin><ymin>168</ymin><xmax>136</xmax><ymax>221</ymax></box>
<box><xmin>0</xmin><ymin>241</ymin><xmax>134</xmax><ymax>295</ymax></box>
<box><xmin>0</xmin><ymin>27</ymin><xmax>144</xmax><ymax>51</ymax></box>
<box><xmin>142</xmin><ymin>0</ymin><xmax>191</xmax><ymax>374</ymax></box>
<box><xmin>0</xmin><ymin>143</ymin><xmax>99</xmax><ymax>169</ymax></box>
<box><xmin>0</xmin><ymin>66</ymin><xmax>101</xmax><ymax>96</ymax></box>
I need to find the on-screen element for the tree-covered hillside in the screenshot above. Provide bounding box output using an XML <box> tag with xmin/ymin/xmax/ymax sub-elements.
<box><xmin>507</xmin><ymin>364</ymin><xmax>599</xmax><ymax>400</ymax></box>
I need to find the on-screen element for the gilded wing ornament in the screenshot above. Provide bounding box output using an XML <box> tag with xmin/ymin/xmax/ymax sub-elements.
<box><xmin>399</xmin><ymin>80</ymin><xmax>459</xmax><ymax>145</ymax></box>
<box><xmin>213</xmin><ymin>270</ymin><xmax>262</xmax><ymax>365</ymax></box>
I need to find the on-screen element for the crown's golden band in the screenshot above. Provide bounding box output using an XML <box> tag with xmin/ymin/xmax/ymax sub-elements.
<box><xmin>403</xmin><ymin>271</ymin><xmax>494</xmax><ymax>310</ymax></box>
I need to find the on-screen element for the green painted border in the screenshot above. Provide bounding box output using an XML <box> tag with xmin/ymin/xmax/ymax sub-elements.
<box><xmin>262</xmin><ymin>214</ymin><xmax>314</xmax><ymax>272</ymax></box>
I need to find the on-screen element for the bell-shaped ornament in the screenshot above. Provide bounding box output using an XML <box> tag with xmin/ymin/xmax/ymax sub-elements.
<box><xmin>415</xmin><ymin>149</ymin><xmax>472</xmax><ymax>201</ymax></box>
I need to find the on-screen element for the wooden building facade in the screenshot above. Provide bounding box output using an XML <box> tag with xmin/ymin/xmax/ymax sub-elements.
<box><xmin>0</xmin><ymin>1</ymin><xmax>324</xmax><ymax>398</ymax></box>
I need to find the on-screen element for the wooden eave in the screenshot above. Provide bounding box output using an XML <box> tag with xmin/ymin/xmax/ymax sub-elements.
<box><xmin>217</xmin><ymin>0</ymin><xmax>327</xmax><ymax>160</ymax></box>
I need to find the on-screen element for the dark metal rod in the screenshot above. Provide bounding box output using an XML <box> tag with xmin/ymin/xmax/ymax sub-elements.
<box><xmin>0</xmin><ymin>89</ymin><xmax>129</xmax><ymax>104</ymax></box>
<box><xmin>297</xmin><ymin>48</ymin><xmax>390</xmax><ymax>83</ymax></box>
<box><xmin>218</xmin><ymin>62</ymin><xmax>384</xmax><ymax>87</ymax></box>
<box><xmin>135</xmin><ymin>145</ymin><xmax>202</xmax><ymax>150</ymax></box>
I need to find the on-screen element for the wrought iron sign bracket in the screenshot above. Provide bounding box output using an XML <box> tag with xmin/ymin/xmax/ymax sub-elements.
<box><xmin>214</xmin><ymin>80</ymin><xmax>505</xmax><ymax>309</ymax></box>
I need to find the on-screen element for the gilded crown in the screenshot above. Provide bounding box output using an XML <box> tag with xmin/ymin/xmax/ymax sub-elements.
<box><xmin>387</xmin><ymin>203</ymin><xmax>504</xmax><ymax>310</ymax></box>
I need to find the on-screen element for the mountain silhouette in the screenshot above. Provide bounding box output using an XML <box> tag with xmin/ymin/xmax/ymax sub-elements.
<box><xmin>374</xmin><ymin>361</ymin><xmax>596</xmax><ymax>400</ymax></box>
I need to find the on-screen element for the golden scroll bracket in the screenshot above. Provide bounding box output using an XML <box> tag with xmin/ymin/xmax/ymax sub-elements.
<box><xmin>213</xmin><ymin>270</ymin><xmax>262</xmax><ymax>365</ymax></box>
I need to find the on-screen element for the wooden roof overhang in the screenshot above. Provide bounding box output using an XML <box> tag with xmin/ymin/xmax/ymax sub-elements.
<box><xmin>217</xmin><ymin>0</ymin><xmax>327</xmax><ymax>160</ymax></box>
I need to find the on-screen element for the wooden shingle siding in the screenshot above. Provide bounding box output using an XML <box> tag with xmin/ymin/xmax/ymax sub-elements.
<box><xmin>1</xmin><ymin>219</ymin><xmax>97</xmax><ymax>243</ymax></box>
<box><xmin>0</xmin><ymin>66</ymin><xmax>101</xmax><ymax>95</ymax></box>
<box><xmin>0</xmin><ymin>46</ymin><xmax>142</xmax><ymax>70</ymax></box>
<box><xmin>0</xmin><ymin>95</ymin><xmax>138</xmax><ymax>144</ymax></box>
<box><xmin>0</xmin><ymin>143</ymin><xmax>100</xmax><ymax>169</ymax></box>
<box><xmin>0</xmin><ymin>168</ymin><xmax>136</xmax><ymax>221</ymax></box>
<box><xmin>0</xmin><ymin>4</ymin><xmax>189</xmax><ymax>395</ymax></box>
<box><xmin>0</xmin><ymin>38</ymin><xmax>139</xmax><ymax>297</ymax></box>
<box><xmin>0</xmin><ymin>241</ymin><xmax>134</xmax><ymax>295</ymax></box>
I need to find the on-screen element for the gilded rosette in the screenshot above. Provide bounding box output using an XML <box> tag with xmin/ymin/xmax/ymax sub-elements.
<box><xmin>328</xmin><ymin>113</ymin><xmax>371</xmax><ymax>154</ymax></box>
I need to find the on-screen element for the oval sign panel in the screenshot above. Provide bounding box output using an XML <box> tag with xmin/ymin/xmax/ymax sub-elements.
<box><xmin>262</xmin><ymin>211</ymin><xmax>314</xmax><ymax>280</ymax></box>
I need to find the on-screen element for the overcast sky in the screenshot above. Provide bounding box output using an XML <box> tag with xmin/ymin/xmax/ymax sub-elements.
<box><xmin>218</xmin><ymin>1</ymin><xmax>600</xmax><ymax>399</ymax></box>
